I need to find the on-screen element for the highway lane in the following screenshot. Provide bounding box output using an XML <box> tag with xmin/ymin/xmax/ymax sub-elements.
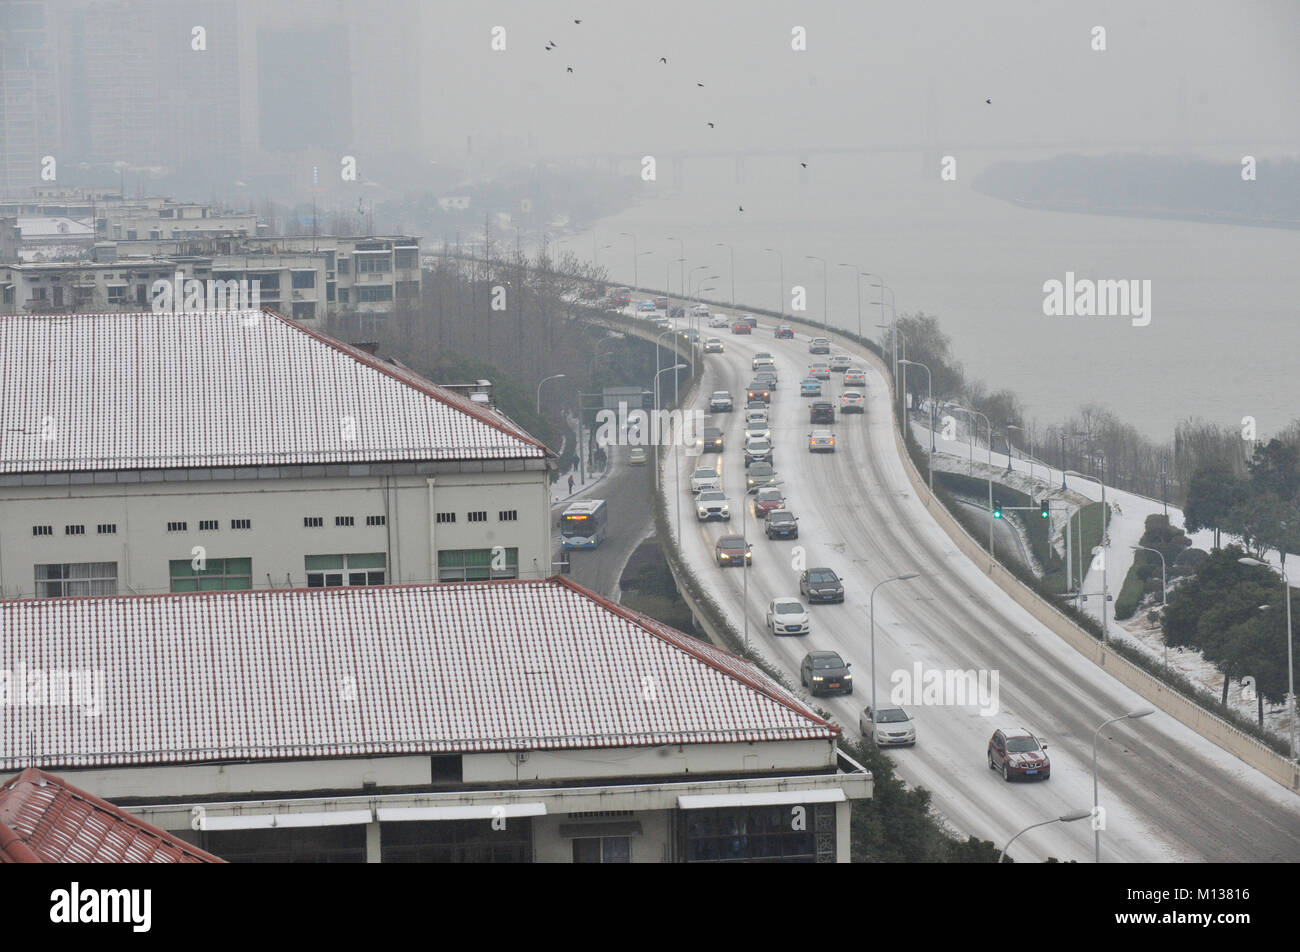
<box><xmin>667</xmin><ymin>317</ymin><xmax>1300</xmax><ymax>862</ymax></box>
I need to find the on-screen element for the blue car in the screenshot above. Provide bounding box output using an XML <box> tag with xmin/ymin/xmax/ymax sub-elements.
<box><xmin>799</xmin><ymin>377</ymin><xmax>822</xmax><ymax>397</ymax></box>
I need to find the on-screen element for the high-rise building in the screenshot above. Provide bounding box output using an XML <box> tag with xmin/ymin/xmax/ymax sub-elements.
<box><xmin>0</xmin><ymin>0</ymin><xmax>61</xmax><ymax>192</ymax></box>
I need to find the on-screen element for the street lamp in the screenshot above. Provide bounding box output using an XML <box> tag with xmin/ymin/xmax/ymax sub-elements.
<box><xmin>1092</xmin><ymin>709</ymin><xmax>1155</xmax><ymax>862</ymax></box>
<box><xmin>837</xmin><ymin>263</ymin><xmax>862</xmax><ymax>341</ymax></box>
<box><xmin>715</xmin><ymin>242</ymin><xmax>735</xmax><ymax>307</ymax></box>
<box><xmin>1007</xmin><ymin>423</ymin><xmax>1037</xmax><ymax>482</ymax></box>
<box><xmin>999</xmin><ymin>810</ymin><xmax>1094</xmax><ymax>864</ymax></box>
<box><xmin>1065</xmin><ymin>468</ymin><xmax>1110</xmax><ymax>638</ymax></box>
<box><xmin>763</xmin><ymin>248</ymin><xmax>784</xmax><ymax>319</ymax></box>
<box><xmin>1239</xmin><ymin>556</ymin><xmax>1295</xmax><ymax>761</ymax></box>
<box><xmin>653</xmin><ymin>363</ymin><xmax>688</xmax><ymax>491</ymax></box>
<box><xmin>536</xmin><ymin>373</ymin><xmax>566</xmax><ymax>414</ymax></box>
<box><xmin>899</xmin><ymin>358</ymin><xmax>934</xmax><ymax>494</ymax></box>
<box><xmin>950</xmin><ymin>405</ymin><xmax>996</xmax><ymax>568</ymax></box>
<box><xmin>1134</xmin><ymin>545</ymin><xmax>1168</xmax><ymax>668</ymax></box>
<box><xmin>870</xmin><ymin>573</ymin><xmax>921</xmax><ymax>727</ymax></box>
<box><xmin>619</xmin><ymin>232</ymin><xmax>638</xmax><ymax>288</ymax></box>
<box><xmin>805</xmin><ymin>255</ymin><xmax>828</xmax><ymax>333</ymax></box>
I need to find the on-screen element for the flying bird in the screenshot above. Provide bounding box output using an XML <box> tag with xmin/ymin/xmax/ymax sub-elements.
<box><xmin>697</xmin><ymin>82</ymin><xmax>704</xmax><ymax>87</ymax></box>
<box><xmin>985</xmin><ymin>98</ymin><xmax>991</xmax><ymax>104</ymax></box>
<box><xmin>707</xmin><ymin>122</ymin><xmax>715</xmax><ymax>128</ymax></box>
<box><xmin>800</xmin><ymin>162</ymin><xmax>807</xmax><ymax>168</ymax></box>
<box><xmin>738</xmin><ymin>205</ymin><xmax>744</xmax><ymax>212</ymax></box>
<box><xmin>659</xmin><ymin>56</ymin><xmax>667</xmax><ymax>63</ymax></box>
<box><xmin>567</xmin><ymin>66</ymin><xmax>574</xmax><ymax>73</ymax></box>
<box><xmin>574</xmin><ymin>19</ymin><xmax>582</xmax><ymax>24</ymax></box>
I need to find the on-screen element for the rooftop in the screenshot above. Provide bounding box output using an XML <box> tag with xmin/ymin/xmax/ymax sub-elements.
<box><xmin>0</xmin><ymin>577</ymin><xmax>837</xmax><ymax>772</ymax></box>
<box><xmin>0</xmin><ymin>308</ymin><xmax>549</xmax><ymax>473</ymax></box>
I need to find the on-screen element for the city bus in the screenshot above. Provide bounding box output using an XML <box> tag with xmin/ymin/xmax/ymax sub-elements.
<box><xmin>561</xmin><ymin>499</ymin><xmax>609</xmax><ymax>549</ymax></box>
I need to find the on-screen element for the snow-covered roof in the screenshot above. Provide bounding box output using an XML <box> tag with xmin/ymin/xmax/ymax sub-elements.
<box><xmin>0</xmin><ymin>309</ymin><xmax>549</xmax><ymax>472</ymax></box>
<box><xmin>0</xmin><ymin>768</ymin><xmax>224</xmax><ymax>863</ymax></box>
<box><xmin>0</xmin><ymin>577</ymin><xmax>837</xmax><ymax>771</ymax></box>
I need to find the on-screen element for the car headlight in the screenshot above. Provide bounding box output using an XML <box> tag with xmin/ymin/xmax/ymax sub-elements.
<box><xmin>812</xmin><ymin>676</ymin><xmax>824</xmax><ymax>682</ymax></box>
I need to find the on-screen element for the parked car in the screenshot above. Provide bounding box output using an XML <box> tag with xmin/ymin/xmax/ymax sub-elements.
<box><xmin>629</xmin><ymin>446</ymin><xmax>647</xmax><ymax>465</ymax></box>
<box><xmin>809</xmin><ymin>400</ymin><xmax>835</xmax><ymax>424</ymax></box>
<box><xmin>703</xmin><ymin>337</ymin><xmax>725</xmax><ymax>354</ymax></box>
<box><xmin>840</xmin><ymin>390</ymin><xmax>865</xmax><ymax>414</ymax></box>
<box><xmin>745</xmin><ymin>381</ymin><xmax>771</xmax><ymax>403</ymax></box>
<box><xmin>764</xmin><ymin>508</ymin><xmax>799</xmax><ymax>539</ymax></box>
<box><xmin>799</xmin><ymin>377</ymin><xmax>822</xmax><ymax>397</ymax></box>
<box><xmin>808</xmin><ymin>363</ymin><xmax>831</xmax><ymax>380</ymax></box>
<box><xmin>767</xmin><ymin>597</ymin><xmax>810</xmax><ymax>636</ymax></box>
<box><xmin>751</xmin><ymin>352</ymin><xmax>775</xmax><ymax>371</ymax></box>
<box><xmin>709</xmin><ymin>390</ymin><xmax>733</xmax><ymax>412</ymax></box>
<box><xmin>744</xmin><ymin>437</ymin><xmax>774</xmax><ymax>466</ymax></box>
<box><xmin>745</xmin><ymin>461</ymin><xmax>776</xmax><ymax>492</ymax></box>
<box><xmin>774</xmin><ymin>325</ymin><xmax>795</xmax><ymax>339</ymax></box>
<box><xmin>690</xmin><ymin>466</ymin><xmax>721</xmax><ymax>493</ymax></box>
<box><xmin>808</xmin><ymin>337</ymin><xmax>831</xmax><ymax>354</ymax></box>
<box><xmin>701</xmin><ymin>427</ymin><xmax>724</xmax><ymax>453</ymax></box>
<box><xmin>800</xmin><ymin>650</ymin><xmax>853</xmax><ymax>696</ymax></box>
<box><xmin>808</xmin><ymin>430</ymin><xmax>835</xmax><ymax>453</ymax></box>
<box><xmin>731</xmin><ymin>322</ymin><xmax>752</xmax><ymax>335</ymax></box>
<box><xmin>800</xmin><ymin>567</ymin><xmax>844</xmax><ymax>603</ymax></box>
<box><xmin>861</xmin><ymin>706</ymin><xmax>917</xmax><ymax>747</ymax></box>
<box><xmin>843</xmin><ymin>370</ymin><xmax>868</xmax><ymax>388</ymax></box>
<box><xmin>709</xmin><ymin>313</ymin><xmax>731</xmax><ymax>328</ymax></box>
<box><xmin>714</xmin><ymin>534</ymin><xmax>752</xmax><ymax>567</ymax></box>
<box><xmin>988</xmin><ymin>728</ymin><xmax>1051</xmax><ymax>781</ymax></box>
<box><xmin>829</xmin><ymin>354</ymin><xmax>852</xmax><ymax>372</ymax></box>
<box><xmin>695</xmin><ymin>489</ymin><xmax>731</xmax><ymax>521</ymax></box>
<box><xmin>753</xmin><ymin>486</ymin><xmax>785</xmax><ymax>516</ymax></box>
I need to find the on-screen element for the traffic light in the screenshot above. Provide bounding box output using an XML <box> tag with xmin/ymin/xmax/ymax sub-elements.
<box><xmin>1040</xmin><ymin>499</ymin><xmax>1050</xmax><ymax>519</ymax></box>
<box><xmin>993</xmin><ymin>498</ymin><xmax>1003</xmax><ymax>519</ymax></box>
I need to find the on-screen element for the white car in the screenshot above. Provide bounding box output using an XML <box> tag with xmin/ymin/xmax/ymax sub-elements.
<box><xmin>744</xmin><ymin>408</ymin><xmax>769</xmax><ymax>428</ymax></box>
<box><xmin>767</xmin><ymin>597</ymin><xmax>810</xmax><ymax>636</ymax></box>
<box><xmin>695</xmin><ymin>489</ymin><xmax>730</xmax><ymax>521</ymax></box>
<box><xmin>744</xmin><ymin>422</ymin><xmax>771</xmax><ymax>442</ymax></box>
<box><xmin>860</xmin><ymin>706</ymin><xmax>917</xmax><ymax>747</ymax></box>
<box><xmin>744</xmin><ymin>437</ymin><xmax>774</xmax><ymax>466</ymax></box>
<box><xmin>690</xmin><ymin>466</ymin><xmax>721</xmax><ymax>493</ymax></box>
<box><xmin>691</xmin><ymin>302</ymin><xmax>710</xmax><ymax>315</ymax></box>
<box><xmin>708</xmin><ymin>313</ymin><xmax>730</xmax><ymax>328</ymax></box>
<box><xmin>829</xmin><ymin>354</ymin><xmax>853</xmax><ymax>371</ymax></box>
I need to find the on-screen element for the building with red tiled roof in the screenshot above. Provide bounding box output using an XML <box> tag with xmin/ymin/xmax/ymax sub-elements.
<box><xmin>0</xmin><ymin>768</ymin><xmax>223</xmax><ymax>863</ymax></box>
<box><xmin>0</xmin><ymin>307</ymin><xmax>556</xmax><ymax>600</ymax></box>
<box><xmin>0</xmin><ymin>576</ymin><xmax>871</xmax><ymax>862</ymax></box>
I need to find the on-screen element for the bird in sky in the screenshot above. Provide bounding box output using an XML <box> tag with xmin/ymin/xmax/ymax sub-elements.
<box><xmin>800</xmin><ymin>162</ymin><xmax>807</xmax><ymax>168</ymax></box>
<box><xmin>574</xmin><ymin>19</ymin><xmax>582</xmax><ymax>24</ymax></box>
<box><xmin>738</xmin><ymin>205</ymin><xmax>744</xmax><ymax>212</ymax></box>
<box><xmin>567</xmin><ymin>66</ymin><xmax>574</xmax><ymax>73</ymax></box>
<box><xmin>985</xmin><ymin>98</ymin><xmax>992</xmax><ymax>104</ymax></box>
<box><xmin>697</xmin><ymin>82</ymin><xmax>704</xmax><ymax>87</ymax></box>
<box><xmin>707</xmin><ymin>122</ymin><xmax>715</xmax><ymax>128</ymax></box>
<box><xmin>659</xmin><ymin>57</ymin><xmax>667</xmax><ymax>63</ymax></box>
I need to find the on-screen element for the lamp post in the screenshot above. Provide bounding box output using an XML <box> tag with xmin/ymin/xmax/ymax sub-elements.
<box><xmin>1065</xmin><ymin>468</ymin><xmax>1110</xmax><ymax>638</ymax></box>
<box><xmin>715</xmin><ymin>242</ymin><xmax>735</xmax><ymax>307</ymax></box>
<box><xmin>1007</xmin><ymin>424</ymin><xmax>1036</xmax><ymax>482</ymax></box>
<box><xmin>950</xmin><ymin>405</ymin><xmax>995</xmax><ymax>568</ymax></box>
<box><xmin>999</xmin><ymin>810</ymin><xmax>1094</xmax><ymax>864</ymax></box>
<box><xmin>536</xmin><ymin>373</ymin><xmax>565</xmax><ymax>414</ymax></box>
<box><xmin>1134</xmin><ymin>545</ymin><xmax>1168</xmax><ymax>668</ymax></box>
<box><xmin>899</xmin><ymin>359</ymin><xmax>934</xmax><ymax>494</ymax></box>
<box><xmin>837</xmin><ymin>263</ymin><xmax>863</xmax><ymax>341</ymax></box>
<box><xmin>654</xmin><ymin>363</ymin><xmax>687</xmax><ymax>491</ymax></box>
<box><xmin>618</xmin><ymin>232</ymin><xmax>639</xmax><ymax>288</ymax></box>
<box><xmin>805</xmin><ymin>255</ymin><xmax>827</xmax><ymax>334</ymax></box>
<box><xmin>1160</xmin><ymin>454</ymin><xmax>1169</xmax><ymax>517</ymax></box>
<box><xmin>870</xmin><ymin>573</ymin><xmax>921</xmax><ymax>731</ymax></box>
<box><xmin>1092</xmin><ymin>709</ymin><xmax>1155</xmax><ymax>862</ymax></box>
<box><xmin>1239</xmin><ymin>556</ymin><xmax>1295</xmax><ymax>761</ymax></box>
<box><xmin>763</xmin><ymin>248</ymin><xmax>784</xmax><ymax>319</ymax></box>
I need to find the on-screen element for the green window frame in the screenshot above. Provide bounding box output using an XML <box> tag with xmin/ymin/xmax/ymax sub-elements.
<box><xmin>437</xmin><ymin>548</ymin><xmax>518</xmax><ymax>582</ymax></box>
<box><xmin>305</xmin><ymin>553</ymin><xmax>386</xmax><ymax>588</ymax></box>
<box><xmin>169</xmin><ymin>557</ymin><xmax>252</xmax><ymax>592</ymax></box>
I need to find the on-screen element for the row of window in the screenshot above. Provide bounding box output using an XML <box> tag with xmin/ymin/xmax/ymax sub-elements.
<box><xmin>34</xmin><ymin>524</ymin><xmax>116</xmax><ymax>536</ymax></box>
<box><xmin>30</xmin><ymin>548</ymin><xmax>521</xmax><ymax>597</ymax></box>
<box><xmin>167</xmin><ymin>520</ymin><xmax>251</xmax><ymax>532</ymax></box>
<box><xmin>437</xmin><ymin>511</ymin><xmax>517</xmax><ymax>524</ymax></box>
<box><xmin>35</xmin><ymin>516</ymin><xmax>391</xmax><ymax>536</ymax></box>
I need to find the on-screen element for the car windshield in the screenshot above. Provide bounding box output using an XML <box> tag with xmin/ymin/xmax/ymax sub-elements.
<box><xmin>704</xmin><ymin>428</ymin><xmax>722</xmax><ymax>438</ymax></box>
<box><xmin>698</xmin><ymin>491</ymin><xmax>725</xmax><ymax>502</ymax></box>
<box><xmin>749</xmin><ymin>463</ymin><xmax>773</xmax><ymax>476</ymax></box>
<box><xmin>748</xmin><ymin>440</ymin><xmax>771</xmax><ymax>450</ymax></box>
<box><xmin>720</xmin><ymin>539</ymin><xmax>746</xmax><ymax>551</ymax></box>
<box><xmin>809</xmin><ymin>570</ymin><xmax>837</xmax><ymax>583</ymax></box>
<box><xmin>775</xmin><ymin>602</ymin><xmax>803</xmax><ymax>614</ymax></box>
<box><xmin>712</xmin><ymin>391</ymin><xmax>729</xmax><ymax>399</ymax></box>
<box><xmin>757</xmin><ymin>488</ymin><xmax>781</xmax><ymax>500</ymax></box>
<box><xmin>769</xmin><ymin>511</ymin><xmax>793</xmax><ymax>523</ymax></box>
<box><xmin>875</xmin><ymin>709</ymin><xmax>909</xmax><ymax>724</ymax></box>
<box><xmin>1006</xmin><ymin>736</ymin><xmax>1041</xmax><ymax>753</ymax></box>
<box><xmin>693</xmin><ymin>468</ymin><xmax>715</xmax><ymax>478</ymax></box>
<box><xmin>812</xmin><ymin>655</ymin><xmax>844</xmax><ymax>669</ymax></box>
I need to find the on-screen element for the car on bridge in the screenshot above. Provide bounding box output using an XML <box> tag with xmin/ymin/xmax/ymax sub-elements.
<box><xmin>638</xmin><ymin>299</ymin><xmax>656</xmax><ymax>312</ymax></box>
<box><xmin>840</xmin><ymin>390</ymin><xmax>865</xmax><ymax>413</ymax></box>
<box><xmin>764</xmin><ymin>508</ymin><xmax>799</xmax><ymax>540</ymax></box>
<box><xmin>809</xmin><ymin>400</ymin><xmax>835</xmax><ymax>424</ymax></box>
<box><xmin>829</xmin><ymin>354</ymin><xmax>853</xmax><ymax>372</ymax></box>
<box><xmin>799</xmin><ymin>377</ymin><xmax>822</xmax><ymax>397</ymax></box>
<box><xmin>704</xmin><ymin>337</ymin><xmax>725</xmax><ymax>354</ymax></box>
<box><xmin>800</xmin><ymin>567</ymin><xmax>845</xmax><ymax>603</ymax></box>
<box><xmin>807</xmin><ymin>430</ymin><xmax>835</xmax><ymax>453</ymax></box>
<box><xmin>751</xmin><ymin>352</ymin><xmax>775</xmax><ymax>370</ymax></box>
<box><xmin>691</xmin><ymin>302</ymin><xmax>710</xmax><ymax>315</ymax></box>
<box><xmin>745</xmin><ymin>461</ymin><xmax>776</xmax><ymax>492</ymax></box>
<box><xmin>861</xmin><ymin>706</ymin><xmax>917</xmax><ymax>747</ymax></box>
<box><xmin>731</xmin><ymin>321</ymin><xmax>752</xmax><ymax>335</ymax></box>
<box><xmin>774</xmin><ymin>325</ymin><xmax>795</xmax><ymax>339</ymax></box>
<box><xmin>701</xmin><ymin>427</ymin><xmax>724</xmax><ymax>452</ymax></box>
<box><xmin>809</xmin><ymin>337</ymin><xmax>831</xmax><ymax>354</ymax></box>
<box><xmin>744</xmin><ymin>407</ymin><xmax>769</xmax><ymax>427</ymax></box>
<box><xmin>753</xmin><ymin>486</ymin><xmax>785</xmax><ymax>516</ymax></box>
<box><xmin>744</xmin><ymin>420</ymin><xmax>771</xmax><ymax>442</ymax></box>
<box><xmin>745</xmin><ymin>381</ymin><xmax>771</xmax><ymax>403</ymax></box>
<box><xmin>808</xmin><ymin>363</ymin><xmax>831</xmax><ymax>380</ymax></box>
<box><xmin>714</xmin><ymin>535</ymin><xmax>752</xmax><ymax>567</ymax></box>
<box><xmin>767</xmin><ymin>597</ymin><xmax>810</xmax><ymax>636</ymax></box>
<box><xmin>744</xmin><ymin>437</ymin><xmax>774</xmax><ymax>466</ymax></box>
<box><xmin>695</xmin><ymin>490</ymin><xmax>731</xmax><ymax>522</ymax></box>
<box><xmin>745</xmin><ymin>398</ymin><xmax>768</xmax><ymax>413</ymax></box>
<box><xmin>988</xmin><ymin>728</ymin><xmax>1051</xmax><ymax>782</ymax></box>
<box><xmin>654</xmin><ymin>296</ymin><xmax>668</xmax><ymax>309</ymax></box>
<box><xmin>690</xmin><ymin>466</ymin><xmax>721</xmax><ymax>493</ymax></box>
<box><xmin>844</xmin><ymin>370</ymin><xmax>867</xmax><ymax>388</ymax></box>
<box><xmin>668</xmin><ymin>306</ymin><xmax>685</xmax><ymax>318</ymax></box>
<box><xmin>708</xmin><ymin>390</ymin><xmax>733</xmax><ymax>411</ymax></box>
<box><xmin>800</xmin><ymin>650</ymin><xmax>853</xmax><ymax>696</ymax></box>
<box><xmin>629</xmin><ymin>446</ymin><xmax>647</xmax><ymax>465</ymax></box>
<box><xmin>754</xmin><ymin>370</ymin><xmax>778</xmax><ymax>391</ymax></box>
<box><xmin>708</xmin><ymin>313</ymin><xmax>730</xmax><ymax>328</ymax></box>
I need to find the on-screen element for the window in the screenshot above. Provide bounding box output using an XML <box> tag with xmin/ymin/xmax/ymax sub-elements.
<box><xmin>394</xmin><ymin>248</ymin><xmax>418</xmax><ymax>269</ymax></box>
<box><xmin>231</xmin><ymin>518</ymin><xmax>251</xmax><ymax>530</ymax></box>
<box><xmin>199</xmin><ymin>519</ymin><xmax>219</xmax><ymax>531</ymax></box>
<box><xmin>437</xmin><ymin>548</ymin><xmax>518</xmax><ymax>582</ymax></box>
<box><xmin>33</xmin><ymin>525</ymin><xmax>53</xmax><ymax>536</ymax></box>
<box><xmin>65</xmin><ymin>525</ymin><xmax>85</xmax><ymax>535</ymax></box>
<box><xmin>335</xmin><ymin>516</ymin><xmax>354</xmax><ymax>527</ymax></box>
<box><xmin>305</xmin><ymin>553</ymin><xmax>386</xmax><ymax>588</ymax></box>
<box><xmin>338</xmin><ymin>288</ymin><xmax>349</xmax><ymax>304</ymax></box>
<box><xmin>74</xmin><ymin>285</ymin><xmax>94</xmax><ymax>304</ymax></box>
<box><xmin>167</xmin><ymin>521</ymin><xmax>187</xmax><ymax>532</ymax></box>
<box><xmin>356</xmin><ymin>285</ymin><xmax>393</xmax><ymax>303</ymax></box>
<box><xmin>35</xmin><ymin>562</ymin><xmax>118</xmax><ymax>597</ymax></box>
<box><xmin>251</xmin><ymin>273</ymin><xmax>280</xmax><ymax>292</ymax></box>
<box><xmin>169</xmin><ymin>557</ymin><xmax>252</xmax><ymax>592</ymax></box>
<box><xmin>380</xmin><ymin>819</ymin><xmax>531</xmax><ymax>863</ymax></box>
<box><xmin>357</xmin><ymin>253</ymin><xmax>392</xmax><ymax>273</ymax></box>
<box><xmin>304</xmin><ymin>516</ymin><xmax>323</xmax><ymax>528</ymax></box>
<box><xmin>684</xmin><ymin>804</ymin><xmax>831</xmax><ymax>863</ymax></box>
<box><xmin>396</xmin><ymin>280</ymin><xmax>420</xmax><ymax>300</ymax></box>
<box><xmin>436</xmin><ymin>512</ymin><xmax>455</xmax><ymax>524</ymax></box>
<box><xmin>97</xmin><ymin>524</ymin><xmax>116</xmax><ymax>535</ymax></box>
<box><xmin>467</xmin><ymin>511</ymin><xmax>487</xmax><ymax>523</ymax></box>
<box><xmin>291</xmin><ymin>270</ymin><xmax>316</xmax><ymax>288</ymax></box>
<box><xmin>107</xmin><ymin>285</ymin><xmax>125</xmax><ymax>303</ymax></box>
<box><xmin>337</xmin><ymin>258</ymin><xmax>350</xmax><ymax>275</ymax></box>
<box><xmin>498</xmin><ymin>510</ymin><xmax>518</xmax><ymax>522</ymax></box>
<box><xmin>126</xmin><ymin>230</ymin><xmax>137</xmax><ymax>240</ymax></box>
<box><xmin>326</xmin><ymin>281</ymin><xmax>336</xmax><ymax>302</ymax></box>
<box><xmin>572</xmin><ymin>837</ymin><xmax>631</xmax><ymax>864</ymax></box>
<box><xmin>292</xmin><ymin>302</ymin><xmax>316</xmax><ymax>321</ymax></box>
<box><xmin>366</xmin><ymin>515</ymin><xmax>386</xmax><ymax>526</ymax></box>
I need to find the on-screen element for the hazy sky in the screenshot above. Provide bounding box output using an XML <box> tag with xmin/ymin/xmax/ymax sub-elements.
<box><xmin>421</xmin><ymin>1</ymin><xmax>1300</xmax><ymax>159</ymax></box>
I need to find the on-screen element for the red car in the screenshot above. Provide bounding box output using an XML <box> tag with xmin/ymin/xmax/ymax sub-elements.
<box><xmin>774</xmin><ymin>325</ymin><xmax>795</xmax><ymax>339</ymax></box>
<box><xmin>988</xmin><ymin>728</ymin><xmax>1051</xmax><ymax>782</ymax></box>
<box><xmin>752</xmin><ymin>486</ymin><xmax>786</xmax><ymax>516</ymax></box>
<box><xmin>731</xmin><ymin>322</ymin><xmax>752</xmax><ymax>335</ymax></box>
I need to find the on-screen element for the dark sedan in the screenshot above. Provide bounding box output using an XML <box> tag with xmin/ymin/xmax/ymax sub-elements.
<box><xmin>765</xmin><ymin>509</ymin><xmax>799</xmax><ymax>539</ymax></box>
<box><xmin>800</xmin><ymin>650</ymin><xmax>853</xmax><ymax>696</ymax></box>
<box><xmin>800</xmin><ymin>567</ymin><xmax>845</xmax><ymax>603</ymax></box>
